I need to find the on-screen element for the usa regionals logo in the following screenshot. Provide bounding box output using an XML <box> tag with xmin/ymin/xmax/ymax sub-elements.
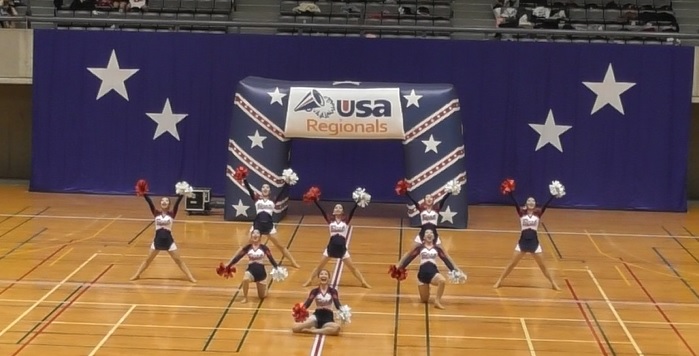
<box><xmin>293</xmin><ymin>89</ymin><xmax>393</xmax><ymax>119</ymax></box>
<box><xmin>284</xmin><ymin>87</ymin><xmax>405</xmax><ymax>139</ymax></box>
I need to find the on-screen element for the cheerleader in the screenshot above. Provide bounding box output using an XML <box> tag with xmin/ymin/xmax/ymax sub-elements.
<box><xmin>395</xmin><ymin>179</ymin><xmax>460</xmax><ymax>266</ymax></box>
<box><xmin>219</xmin><ymin>229</ymin><xmax>287</xmax><ymax>303</ymax></box>
<box><xmin>392</xmin><ymin>228</ymin><xmax>464</xmax><ymax>309</ymax></box>
<box><xmin>130</xmin><ymin>180</ymin><xmax>196</xmax><ymax>283</ymax></box>
<box><xmin>292</xmin><ymin>269</ymin><xmax>351</xmax><ymax>336</ymax></box>
<box><xmin>301</xmin><ymin>187</ymin><xmax>371</xmax><ymax>289</ymax></box>
<box><xmin>493</xmin><ymin>179</ymin><xmax>563</xmax><ymax>290</ymax></box>
<box><xmin>236</xmin><ymin>167</ymin><xmax>300</xmax><ymax>268</ymax></box>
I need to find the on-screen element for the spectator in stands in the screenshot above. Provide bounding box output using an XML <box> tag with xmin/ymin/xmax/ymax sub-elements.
<box><xmin>0</xmin><ymin>0</ymin><xmax>19</xmax><ymax>28</ymax></box>
<box><xmin>492</xmin><ymin>0</ymin><xmax>519</xmax><ymax>28</ymax></box>
<box><xmin>126</xmin><ymin>0</ymin><xmax>147</xmax><ymax>12</ymax></box>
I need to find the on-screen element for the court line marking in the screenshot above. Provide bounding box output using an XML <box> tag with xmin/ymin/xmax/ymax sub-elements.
<box><xmin>0</xmin><ymin>212</ymin><xmax>697</xmax><ymax>239</ymax></box>
<box><xmin>0</xmin><ymin>253</ymin><xmax>97</xmax><ymax>337</ymax></box>
<box><xmin>586</xmin><ymin>268</ymin><xmax>643</xmax><ymax>355</ymax></box>
<box><xmin>2</xmin><ymin>276</ymin><xmax>699</xmax><ymax>309</ymax></box>
<box><xmin>0</xmin><ymin>245</ymin><xmax>67</xmax><ymax>296</ymax></box>
<box><xmin>614</xmin><ymin>265</ymin><xmax>631</xmax><ymax>286</ymax></box>
<box><xmin>3</xmin><ymin>297</ymin><xmax>699</xmax><ymax>327</ymax></box>
<box><xmin>49</xmin><ymin>247</ymin><xmax>74</xmax><ymax>267</ymax></box>
<box><xmin>10</xmin><ymin>319</ymin><xmax>635</xmax><ymax>345</ymax></box>
<box><xmin>565</xmin><ymin>279</ymin><xmax>609</xmax><ymax>356</ymax></box>
<box><xmin>520</xmin><ymin>318</ymin><xmax>536</xmax><ymax>356</ymax></box>
<box><xmin>94</xmin><ymin>252</ymin><xmax>588</xmax><ymax>271</ymax></box>
<box><xmin>87</xmin><ymin>304</ymin><xmax>136</xmax><ymax>356</ymax></box>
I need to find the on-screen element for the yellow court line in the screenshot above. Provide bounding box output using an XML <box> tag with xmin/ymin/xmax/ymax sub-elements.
<box><xmin>584</xmin><ymin>230</ymin><xmax>699</xmax><ymax>278</ymax></box>
<box><xmin>49</xmin><ymin>247</ymin><xmax>74</xmax><ymax>267</ymax></box>
<box><xmin>614</xmin><ymin>265</ymin><xmax>631</xmax><ymax>286</ymax></box>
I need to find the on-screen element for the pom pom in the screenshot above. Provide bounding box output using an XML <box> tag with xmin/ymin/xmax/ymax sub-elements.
<box><xmin>216</xmin><ymin>263</ymin><xmax>236</xmax><ymax>279</ymax></box>
<box><xmin>270</xmin><ymin>266</ymin><xmax>288</xmax><ymax>282</ymax></box>
<box><xmin>175</xmin><ymin>181</ymin><xmax>195</xmax><ymax>198</ymax></box>
<box><xmin>282</xmin><ymin>168</ymin><xmax>299</xmax><ymax>186</ymax></box>
<box><xmin>303</xmin><ymin>186</ymin><xmax>321</xmax><ymax>203</ymax></box>
<box><xmin>388</xmin><ymin>265</ymin><xmax>407</xmax><ymax>281</ymax></box>
<box><xmin>447</xmin><ymin>270</ymin><xmax>467</xmax><ymax>284</ymax></box>
<box><xmin>337</xmin><ymin>305</ymin><xmax>352</xmax><ymax>324</ymax></box>
<box><xmin>549</xmin><ymin>180</ymin><xmax>566</xmax><ymax>198</ymax></box>
<box><xmin>233</xmin><ymin>166</ymin><xmax>248</xmax><ymax>181</ymax></box>
<box><xmin>444</xmin><ymin>179</ymin><xmax>462</xmax><ymax>196</ymax></box>
<box><xmin>292</xmin><ymin>303</ymin><xmax>309</xmax><ymax>322</ymax></box>
<box><xmin>352</xmin><ymin>187</ymin><xmax>371</xmax><ymax>208</ymax></box>
<box><xmin>500</xmin><ymin>178</ymin><xmax>516</xmax><ymax>195</ymax></box>
<box><xmin>135</xmin><ymin>179</ymin><xmax>149</xmax><ymax>196</ymax></box>
<box><xmin>394</xmin><ymin>179</ymin><xmax>410</xmax><ymax>196</ymax></box>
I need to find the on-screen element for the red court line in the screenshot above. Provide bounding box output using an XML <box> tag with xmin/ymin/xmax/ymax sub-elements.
<box><xmin>622</xmin><ymin>261</ymin><xmax>696</xmax><ymax>356</ymax></box>
<box><xmin>0</xmin><ymin>245</ymin><xmax>67</xmax><ymax>296</ymax></box>
<box><xmin>565</xmin><ymin>279</ymin><xmax>609</xmax><ymax>356</ymax></box>
<box><xmin>12</xmin><ymin>264</ymin><xmax>114</xmax><ymax>356</ymax></box>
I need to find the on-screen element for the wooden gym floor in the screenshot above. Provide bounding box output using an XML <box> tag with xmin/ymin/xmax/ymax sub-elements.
<box><xmin>0</xmin><ymin>183</ymin><xmax>698</xmax><ymax>356</ymax></box>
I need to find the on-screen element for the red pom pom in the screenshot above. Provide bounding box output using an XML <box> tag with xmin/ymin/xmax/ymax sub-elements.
<box><xmin>388</xmin><ymin>265</ymin><xmax>407</xmax><ymax>281</ymax></box>
<box><xmin>233</xmin><ymin>166</ymin><xmax>249</xmax><ymax>181</ymax></box>
<box><xmin>216</xmin><ymin>263</ymin><xmax>236</xmax><ymax>279</ymax></box>
<box><xmin>292</xmin><ymin>303</ymin><xmax>309</xmax><ymax>322</ymax></box>
<box><xmin>500</xmin><ymin>178</ymin><xmax>516</xmax><ymax>195</ymax></box>
<box><xmin>303</xmin><ymin>186</ymin><xmax>321</xmax><ymax>203</ymax></box>
<box><xmin>135</xmin><ymin>179</ymin><xmax>149</xmax><ymax>196</ymax></box>
<box><xmin>394</xmin><ymin>179</ymin><xmax>410</xmax><ymax>196</ymax></box>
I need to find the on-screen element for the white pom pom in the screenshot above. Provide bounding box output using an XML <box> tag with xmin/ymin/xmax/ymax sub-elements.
<box><xmin>444</xmin><ymin>179</ymin><xmax>462</xmax><ymax>196</ymax></box>
<box><xmin>352</xmin><ymin>188</ymin><xmax>371</xmax><ymax>208</ymax></box>
<box><xmin>175</xmin><ymin>181</ymin><xmax>195</xmax><ymax>197</ymax></box>
<box><xmin>447</xmin><ymin>270</ymin><xmax>467</xmax><ymax>284</ymax></box>
<box><xmin>337</xmin><ymin>305</ymin><xmax>352</xmax><ymax>324</ymax></box>
<box><xmin>270</xmin><ymin>266</ymin><xmax>288</xmax><ymax>282</ymax></box>
<box><xmin>548</xmin><ymin>180</ymin><xmax>566</xmax><ymax>198</ymax></box>
<box><xmin>282</xmin><ymin>168</ymin><xmax>299</xmax><ymax>186</ymax></box>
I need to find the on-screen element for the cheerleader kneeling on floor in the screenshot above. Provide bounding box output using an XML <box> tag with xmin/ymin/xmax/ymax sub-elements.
<box><xmin>291</xmin><ymin>269</ymin><xmax>352</xmax><ymax>336</ymax></box>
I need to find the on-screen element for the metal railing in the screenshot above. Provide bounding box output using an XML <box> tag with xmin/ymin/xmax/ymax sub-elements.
<box><xmin>1</xmin><ymin>15</ymin><xmax>697</xmax><ymax>43</ymax></box>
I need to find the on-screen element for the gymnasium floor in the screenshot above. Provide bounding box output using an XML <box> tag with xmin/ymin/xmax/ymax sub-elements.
<box><xmin>0</xmin><ymin>183</ymin><xmax>697</xmax><ymax>355</ymax></box>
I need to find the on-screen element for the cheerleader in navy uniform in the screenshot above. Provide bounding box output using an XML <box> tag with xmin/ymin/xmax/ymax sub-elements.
<box><xmin>493</xmin><ymin>178</ymin><xmax>563</xmax><ymax>290</ymax></box>
<box><xmin>301</xmin><ymin>187</ymin><xmax>371</xmax><ymax>289</ymax></box>
<box><xmin>217</xmin><ymin>229</ymin><xmax>288</xmax><ymax>303</ymax></box>
<box><xmin>233</xmin><ymin>166</ymin><xmax>300</xmax><ymax>268</ymax></box>
<box><xmin>130</xmin><ymin>179</ymin><xmax>197</xmax><ymax>283</ymax></box>
<box><xmin>292</xmin><ymin>269</ymin><xmax>352</xmax><ymax>336</ymax></box>
<box><xmin>395</xmin><ymin>179</ymin><xmax>461</xmax><ymax>264</ymax></box>
<box><xmin>392</xmin><ymin>228</ymin><xmax>465</xmax><ymax>309</ymax></box>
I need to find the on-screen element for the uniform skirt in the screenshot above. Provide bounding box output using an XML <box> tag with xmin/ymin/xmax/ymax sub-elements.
<box><xmin>324</xmin><ymin>234</ymin><xmax>348</xmax><ymax>259</ymax></box>
<box><xmin>153</xmin><ymin>229</ymin><xmax>175</xmax><ymax>251</ymax></box>
<box><xmin>417</xmin><ymin>262</ymin><xmax>439</xmax><ymax>285</ymax></box>
<box><xmin>313</xmin><ymin>308</ymin><xmax>335</xmax><ymax>328</ymax></box>
<box><xmin>246</xmin><ymin>263</ymin><xmax>267</xmax><ymax>282</ymax></box>
<box><xmin>516</xmin><ymin>229</ymin><xmax>541</xmax><ymax>253</ymax></box>
<box><xmin>254</xmin><ymin>212</ymin><xmax>274</xmax><ymax>235</ymax></box>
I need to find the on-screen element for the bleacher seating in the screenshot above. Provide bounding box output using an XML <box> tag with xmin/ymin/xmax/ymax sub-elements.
<box><xmin>493</xmin><ymin>0</ymin><xmax>679</xmax><ymax>44</ymax></box>
<box><xmin>277</xmin><ymin>0</ymin><xmax>454</xmax><ymax>39</ymax></box>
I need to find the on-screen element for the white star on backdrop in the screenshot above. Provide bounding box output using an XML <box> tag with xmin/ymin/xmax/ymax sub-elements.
<box><xmin>232</xmin><ymin>199</ymin><xmax>250</xmax><ymax>217</ymax></box>
<box><xmin>529</xmin><ymin>110</ymin><xmax>572</xmax><ymax>152</ymax></box>
<box><xmin>248</xmin><ymin>130</ymin><xmax>267</xmax><ymax>149</ymax></box>
<box><xmin>439</xmin><ymin>206</ymin><xmax>457</xmax><ymax>224</ymax></box>
<box><xmin>268</xmin><ymin>87</ymin><xmax>286</xmax><ymax>106</ymax></box>
<box><xmin>146</xmin><ymin>99</ymin><xmax>189</xmax><ymax>141</ymax></box>
<box><xmin>582</xmin><ymin>63</ymin><xmax>636</xmax><ymax>115</ymax></box>
<box><xmin>421</xmin><ymin>134</ymin><xmax>441</xmax><ymax>153</ymax></box>
<box><xmin>404</xmin><ymin>89</ymin><xmax>422</xmax><ymax>108</ymax></box>
<box><xmin>86</xmin><ymin>49</ymin><xmax>139</xmax><ymax>101</ymax></box>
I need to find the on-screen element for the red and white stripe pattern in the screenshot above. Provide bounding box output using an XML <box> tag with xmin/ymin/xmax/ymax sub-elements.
<box><xmin>403</xmin><ymin>99</ymin><xmax>460</xmax><ymax>144</ymax></box>
<box><xmin>234</xmin><ymin>94</ymin><xmax>288</xmax><ymax>142</ymax></box>
<box><xmin>225</xmin><ymin>166</ymin><xmax>289</xmax><ymax>214</ymax></box>
<box><xmin>309</xmin><ymin>227</ymin><xmax>353</xmax><ymax>356</ymax></box>
<box><xmin>407</xmin><ymin>172</ymin><xmax>467</xmax><ymax>217</ymax></box>
<box><xmin>228</xmin><ymin>139</ymin><xmax>286</xmax><ymax>188</ymax></box>
<box><xmin>406</xmin><ymin>146</ymin><xmax>465</xmax><ymax>191</ymax></box>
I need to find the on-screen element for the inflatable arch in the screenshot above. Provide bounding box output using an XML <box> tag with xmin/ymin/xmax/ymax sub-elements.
<box><xmin>224</xmin><ymin>77</ymin><xmax>468</xmax><ymax>228</ymax></box>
